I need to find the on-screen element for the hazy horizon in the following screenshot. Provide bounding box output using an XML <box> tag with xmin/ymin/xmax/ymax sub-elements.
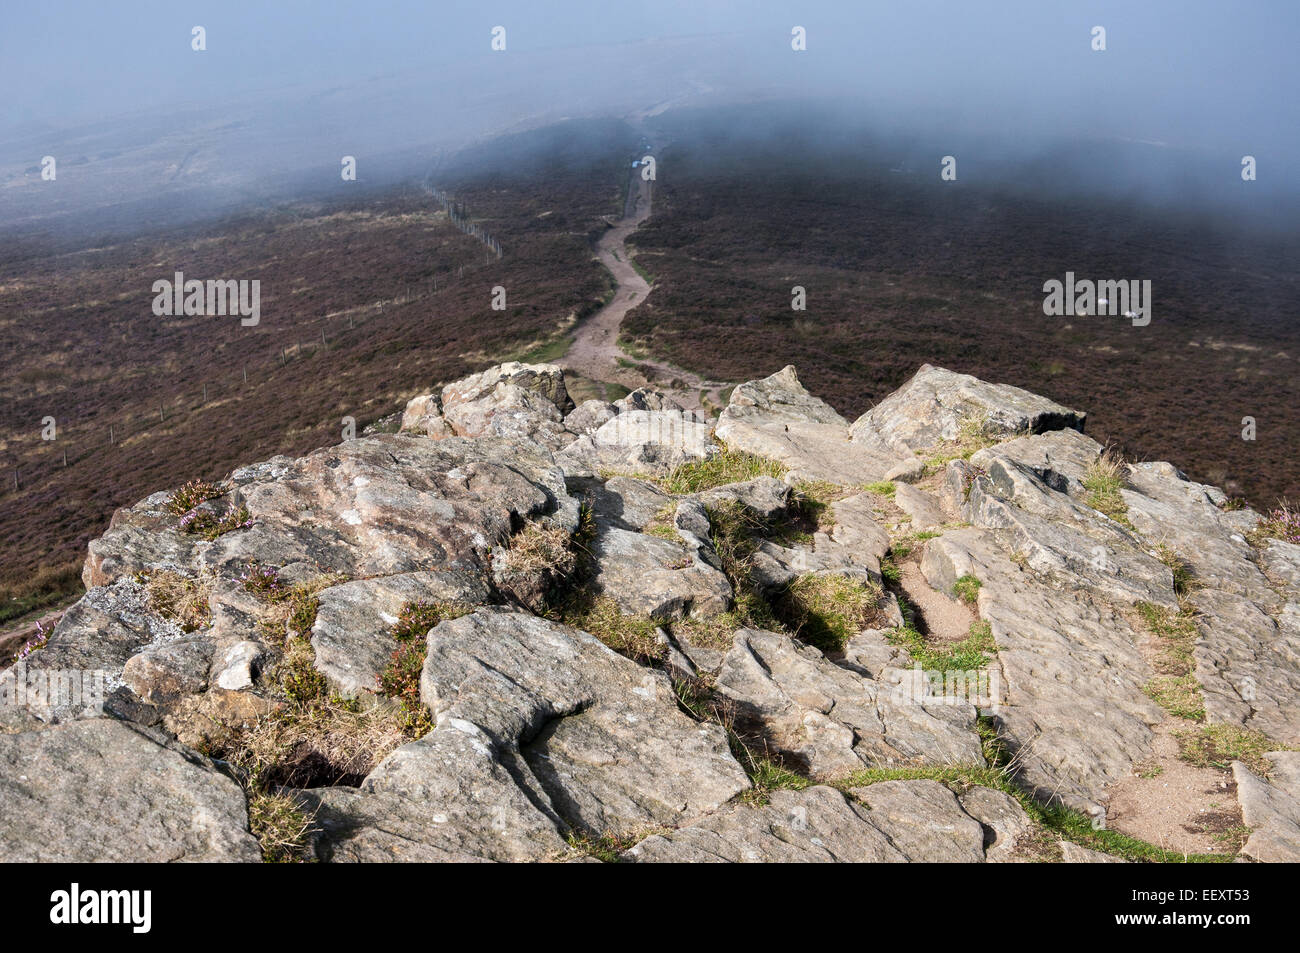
<box><xmin>3</xmin><ymin>1</ymin><xmax>1299</xmax><ymax>233</ymax></box>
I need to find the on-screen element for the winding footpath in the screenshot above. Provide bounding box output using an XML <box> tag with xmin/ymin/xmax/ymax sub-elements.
<box><xmin>558</xmin><ymin>136</ymin><xmax>729</xmax><ymax>412</ymax></box>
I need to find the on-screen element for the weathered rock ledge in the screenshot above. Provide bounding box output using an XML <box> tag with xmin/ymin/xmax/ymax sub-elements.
<box><xmin>2</xmin><ymin>362</ymin><xmax>1296</xmax><ymax>863</ymax></box>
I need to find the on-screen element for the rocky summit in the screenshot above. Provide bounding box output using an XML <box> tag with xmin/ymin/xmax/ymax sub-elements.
<box><xmin>3</xmin><ymin>362</ymin><xmax>1298</xmax><ymax>863</ymax></box>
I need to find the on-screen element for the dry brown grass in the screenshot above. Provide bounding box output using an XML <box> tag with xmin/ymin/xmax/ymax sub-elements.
<box><xmin>500</xmin><ymin>521</ymin><xmax>578</xmax><ymax>577</ymax></box>
<box><xmin>141</xmin><ymin>570</ymin><xmax>212</xmax><ymax>632</ymax></box>
<box><xmin>223</xmin><ymin>692</ymin><xmax>408</xmax><ymax>791</ymax></box>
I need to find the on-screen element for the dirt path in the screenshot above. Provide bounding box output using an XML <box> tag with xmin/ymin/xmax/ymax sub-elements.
<box><xmin>558</xmin><ymin>133</ymin><xmax>729</xmax><ymax>413</ymax></box>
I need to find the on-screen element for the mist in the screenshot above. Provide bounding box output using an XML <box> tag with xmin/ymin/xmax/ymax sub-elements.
<box><xmin>2</xmin><ymin>0</ymin><xmax>1297</xmax><ymax>232</ymax></box>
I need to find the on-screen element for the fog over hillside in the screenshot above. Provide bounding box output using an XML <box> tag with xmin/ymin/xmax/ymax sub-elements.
<box><xmin>3</xmin><ymin>1</ymin><xmax>1298</xmax><ymax>233</ymax></box>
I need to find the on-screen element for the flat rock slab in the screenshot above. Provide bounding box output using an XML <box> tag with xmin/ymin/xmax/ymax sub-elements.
<box><xmin>849</xmin><ymin>364</ymin><xmax>1085</xmax><ymax>456</ymax></box>
<box><xmin>307</xmin><ymin>608</ymin><xmax>749</xmax><ymax>860</ymax></box>
<box><xmin>1234</xmin><ymin>753</ymin><xmax>1300</xmax><ymax>862</ymax></box>
<box><xmin>922</xmin><ymin>529</ymin><xmax>1162</xmax><ymax>814</ymax></box>
<box><xmin>962</xmin><ymin>450</ymin><xmax>1177</xmax><ymax>609</ymax></box>
<box><xmin>625</xmin><ymin>781</ymin><xmax>1000</xmax><ymax>863</ymax></box>
<box><xmin>0</xmin><ymin>718</ymin><xmax>260</xmax><ymax>862</ymax></box>
<box><xmin>311</xmin><ymin>570</ymin><xmax>492</xmax><ymax>695</ymax></box>
<box><xmin>717</xmin><ymin>628</ymin><xmax>983</xmax><ymax>778</ymax></box>
<box><xmin>588</xmin><ymin>501</ymin><xmax>732</xmax><ymax>620</ymax></box>
<box><xmin>1193</xmin><ymin>589</ymin><xmax>1300</xmax><ymax>746</ymax></box>
<box><xmin>716</xmin><ymin>366</ymin><xmax>903</xmax><ymax>485</ymax></box>
<box><xmin>557</xmin><ymin>410</ymin><xmax>716</xmax><ymax>478</ymax></box>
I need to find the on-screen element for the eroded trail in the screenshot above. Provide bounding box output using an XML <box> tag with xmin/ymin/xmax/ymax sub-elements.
<box><xmin>559</xmin><ymin>138</ymin><xmax>728</xmax><ymax>413</ymax></box>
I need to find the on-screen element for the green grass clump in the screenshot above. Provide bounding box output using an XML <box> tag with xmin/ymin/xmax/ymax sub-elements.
<box><xmin>1145</xmin><ymin>675</ymin><xmax>1205</xmax><ymax>721</ymax></box>
<box><xmin>880</xmin><ymin>557</ymin><xmax>902</xmax><ymax>584</ymax></box>
<box><xmin>1135</xmin><ymin>600</ymin><xmax>1204</xmax><ymax>720</ymax></box>
<box><xmin>889</xmin><ymin>530</ymin><xmax>941</xmax><ymax>560</ymax></box>
<box><xmin>922</xmin><ymin>415</ymin><xmax>998</xmax><ymax>471</ymax></box>
<box><xmin>888</xmin><ymin>618</ymin><xmax>996</xmax><ymax>672</ymax></box>
<box><xmin>1082</xmin><ymin>451</ymin><xmax>1134</xmax><ymax>529</ymax></box>
<box><xmin>740</xmin><ymin>757</ymin><xmax>814</xmax><ymax>806</ymax></box>
<box><xmin>1153</xmin><ymin>544</ymin><xmax>1195</xmax><ymax>596</ymax></box>
<box><xmin>862</xmin><ymin>481</ymin><xmax>896</xmax><ymax>497</ymax></box>
<box><xmin>248</xmin><ymin>792</ymin><xmax>318</xmax><ymax>864</ymax></box>
<box><xmin>565</xmin><ymin>825</ymin><xmax>667</xmax><ymax>862</ymax></box>
<box><xmin>790</xmin><ymin>479</ymin><xmax>844</xmax><ymax>530</ymax></box>
<box><xmin>660</xmin><ymin>449</ymin><xmax>786</xmax><ymax>495</ymax></box>
<box><xmin>643</xmin><ymin>502</ymin><xmax>681</xmax><ymax>541</ymax></box>
<box><xmin>775</xmin><ymin>574</ymin><xmax>883</xmax><ymax>653</ymax></box>
<box><xmin>1174</xmin><ymin>724</ymin><xmax>1293</xmax><ymax>775</ymax></box>
<box><xmin>952</xmin><ymin>573</ymin><xmax>982</xmax><ymax>605</ymax></box>
<box><xmin>280</xmin><ymin>637</ymin><xmax>329</xmax><ymax>706</ymax></box>
<box><xmin>557</xmin><ymin>595</ymin><xmax>665</xmax><ymax>665</ymax></box>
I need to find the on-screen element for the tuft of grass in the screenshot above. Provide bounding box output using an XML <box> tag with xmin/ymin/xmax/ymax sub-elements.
<box><xmin>139</xmin><ymin>569</ymin><xmax>212</xmax><ymax>632</ymax></box>
<box><xmin>659</xmin><ymin>448</ymin><xmax>786</xmax><ymax>495</ymax></box>
<box><xmin>565</xmin><ymin>825</ymin><xmax>668</xmax><ymax>862</ymax></box>
<box><xmin>1153</xmin><ymin>544</ymin><xmax>1195</xmax><ymax>596</ymax></box>
<box><xmin>880</xmin><ymin>556</ymin><xmax>901</xmax><ymax>584</ymax></box>
<box><xmin>248</xmin><ymin>792</ymin><xmax>318</xmax><ymax>863</ymax></box>
<box><xmin>279</xmin><ymin>637</ymin><xmax>329</xmax><ymax>706</ymax></box>
<box><xmin>222</xmin><ymin>694</ymin><xmax>407</xmax><ymax>792</ymax></box>
<box><xmin>888</xmin><ymin>618</ymin><xmax>996</xmax><ymax>672</ymax></box>
<box><xmin>1136</xmin><ymin>600</ymin><xmax>1204</xmax><ymax>720</ymax></box>
<box><xmin>1082</xmin><ymin>450</ymin><xmax>1134</xmax><ymax>529</ymax></box>
<box><xmin>952</xmin><ymin>573</ymin><xmax>982</xmax><ymax>605</ymax></box>
<box><xmin>740</xmin><ymin>757</ymin><xmax>814</xmax><ymax>806</ymax></box>
<box><xmin>862</xmin><ymin>481</ymin><xmax>896</xmax><ymax>498</ymax></box>
<box><xmin>705</xmin><ymin>500</ymin><xmax>766</xmax><ymax>579</ymax></box>
<box><xmin>557</xmin><ymin>595</ymin><xmax>665</xmax><ymax>665</ymax></box>
<box><xmin>922</xmin><ymin>414</ymin><xmax>998</xmax><ymax>471</ymax></box>
<box><xmin>500</xmin><ymin>521</ymin><xmax>578</xmax><ymax>577</ymax></box>
<box><xmin>791</xmin><ymin>479</ymin><xmax>844</xmax><ymax>529</ymax></box>
<box><xmin>889</xmin><ymin>530</ymin><xmax>942</xmax><ymax>560</ymax></box>
<box><xmin>1145</xmin><ymin>675</ymin><xmax>1205</xmax><ymax>721</ymax></box>
<box><xmin>1174</xmin><ymin>724</ymin><xmax>1293</xmax><ymax>775</ymax></box>
<box><xmin>164</xmin><ymin>478</ymin><xmax>224</xmax><ymax>516</ymax></box>
<box><xmin>775</xmin><ymin>573</ymin><xmax>884</xmax><ymax>653</ymax></box>
<box><xmin>643</xmin><ymin>502</ymin><xmax>681</xmax><ymax>541</ymax></box>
